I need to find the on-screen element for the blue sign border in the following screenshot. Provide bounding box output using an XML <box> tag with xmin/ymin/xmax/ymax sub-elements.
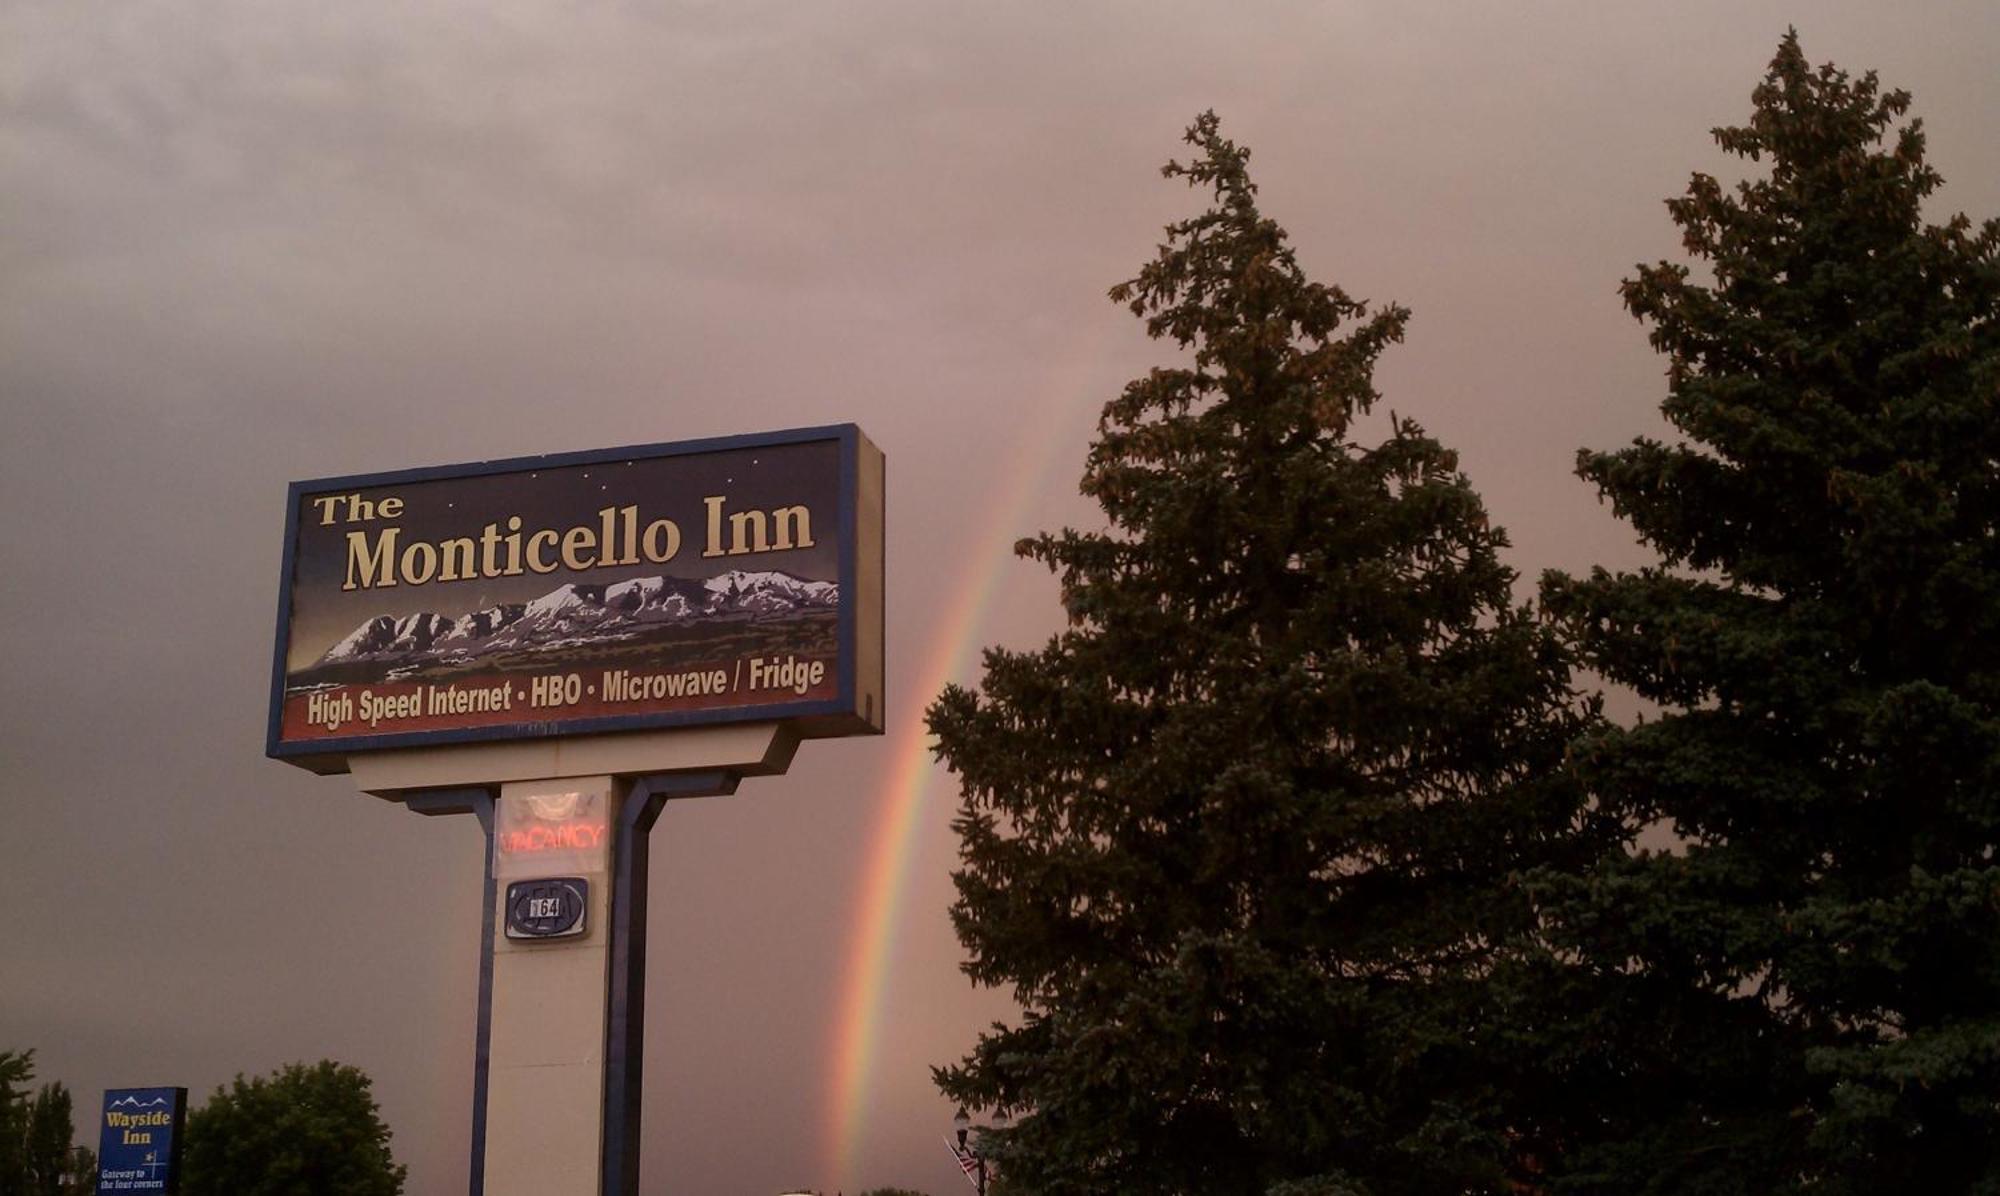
<box><xmin>266</xmin><ymin>423</ymin><xmax>879</xmax><ymax>772</ymax></box>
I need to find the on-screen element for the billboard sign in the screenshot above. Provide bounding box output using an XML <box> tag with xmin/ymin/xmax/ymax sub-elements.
<box><xmin>97</xmin><ymin>1087</ymin><xmax>186</xmax><ymax>1194</ymax></box>
<box><xmin>268</xmin><ymin>425</ymin><xmax>883</xmax><ymax>773</ymax></box>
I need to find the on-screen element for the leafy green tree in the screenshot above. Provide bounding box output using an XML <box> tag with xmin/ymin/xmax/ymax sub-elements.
<box><xmin>1539</xmin><ymin>32</ymin><xmax>2000</xmax><ymax>1193</ymax></box>
<box><xmin>24</xmin><ymin>1082</ymin><xmax>77</xmax><ymax>1196</ymax></box>
<box><xmin>0</xmin><ymin>1055</ymin><xmax>93</xmax><ymax>1196</ymax></box>
<box><xmin>928</xmin><ymin>114</ymin><xmax>1599</xmax><ymax>1195</ymax></box>
<box><xmin>1</xmin><ymin>1049</ymin><xmax>36</xmax><ymax>1193</ymax></box>
<box><xmin>66</xmin><ymin>1145</ymin><xmax>97</xmax><ymax>1196</ymax></box>
<box><xmin>182</xmin><ymin>1061</ymin><xmax>406</xmax><ymax>1196</ymax></box>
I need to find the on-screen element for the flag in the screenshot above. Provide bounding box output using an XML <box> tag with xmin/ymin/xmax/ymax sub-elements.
<box><xmin>943</xmin><ymin>1135</ymin><xmax>982</xmax><ymax>1190</ymax></box>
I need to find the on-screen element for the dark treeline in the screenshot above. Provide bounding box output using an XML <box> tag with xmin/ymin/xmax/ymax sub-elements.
<box><xmin>930</xmin><ymin>33</ymin><xmax>2000</xmax><ymax>1196</ymax></box>
<box><xmin>0</xmin><ymin>1055</ymin><xmax>405</xmax><ymax>1196</ymax></box>
<box><xmin>0</xmin><ymin>1051</ymin><xmax>97</xmax><ymax>1196</ymax></box>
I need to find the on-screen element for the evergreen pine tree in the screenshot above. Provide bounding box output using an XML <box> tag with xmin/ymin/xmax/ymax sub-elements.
<box><xmin>928</xmin><ymin>113</ymin><xmax>1598</xmax><ymax>1196</ymax></box>
<box><xmin>1540</xmin><ymin>33</ymin><xmax>2000</xmax><ymax>1192</ymax></box>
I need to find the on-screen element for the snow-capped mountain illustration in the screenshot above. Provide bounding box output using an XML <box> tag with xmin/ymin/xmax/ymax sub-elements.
<box><xmin>305</xmin><ymin>569</ymin><xmax>838</xmax><ymax>675</ymax></box>
<box><xmin>108</xmin><ymin>1095</ymin><xmax>168</xmax><ymax>1109</ymax></box>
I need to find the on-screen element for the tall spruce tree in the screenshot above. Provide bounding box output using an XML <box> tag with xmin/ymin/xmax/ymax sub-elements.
<box><xmin>928</xmin><ymin>114</ymin><xmax>1598</xmax><ymax>1196</ymax></box>
<box><xmin>1539</xmin><ymin>33</ymin><xmax>2000</xmax><ymax>1192</ymax></box>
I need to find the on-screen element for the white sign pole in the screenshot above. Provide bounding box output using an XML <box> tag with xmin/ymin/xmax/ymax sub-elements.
<box><xmin>482</xmin><ymin>775</ymin><xmax>618</xmax><ymax>1195</ymax></box>
<box><xmin>390</xmin><ymin>724</ymin><xmax>802</xmax><ymax>1196</ymax></box>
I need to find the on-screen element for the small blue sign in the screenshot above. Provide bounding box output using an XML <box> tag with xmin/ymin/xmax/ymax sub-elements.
<box><xmin>97</xmin><ymin>1087</ymin><xmax>186</xmax><ymax>1194</ymax></box>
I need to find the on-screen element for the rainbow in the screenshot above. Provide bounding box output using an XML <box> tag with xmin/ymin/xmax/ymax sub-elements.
<box><xmin>822</xmin><ymin>354</ymin><xmax>1106</xmax><ymax>1186</ymax></box>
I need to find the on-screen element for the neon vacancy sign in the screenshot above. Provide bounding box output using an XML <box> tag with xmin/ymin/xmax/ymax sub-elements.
<box><xmin>498</xmin><ymin>822</ymin><xmax>608</xmax><ymax>854</ymax></box>
<box><xmin>493</xmin><ymin>791</ymin><xmax>608</xmax><ymax>857</ymax></box>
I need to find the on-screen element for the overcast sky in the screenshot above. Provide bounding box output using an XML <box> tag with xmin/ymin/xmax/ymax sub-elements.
<box><xmin>4</xmin><ymin>3</ymin><xmax>1996</xmax><ymax>1193</ymax></box>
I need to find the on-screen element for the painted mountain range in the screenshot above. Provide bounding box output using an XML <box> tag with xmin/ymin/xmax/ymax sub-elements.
<box><xmin>304</xmin><ymin>569</ymin><xmax>838</xmax><ymax>675</ymax></box>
